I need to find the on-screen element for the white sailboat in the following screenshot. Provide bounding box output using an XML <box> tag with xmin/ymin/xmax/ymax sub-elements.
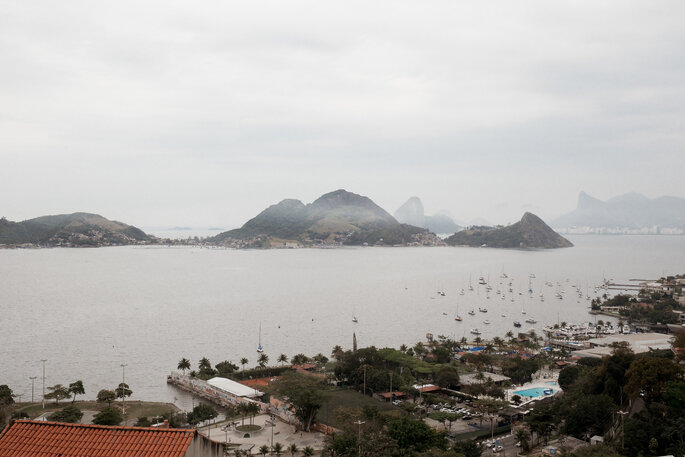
<box><xmin>257</xmin><ymin>322</ymin><xmax>264</xmax><ymax>353</ymax></box>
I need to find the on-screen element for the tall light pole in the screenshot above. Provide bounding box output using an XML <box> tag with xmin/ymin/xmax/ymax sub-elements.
<box><xmin>353</xmin><ymin>420</ymin><xmax>365</xmax><ymax>457</ymax></box>
<box><xmin>363</xmin><ymin>365</ymin><xmax>367</xmax><ymax>395</ymax></box>
<box><xmin>618</xmin><ymin>410</ymin><xmax>628</xmax><ymax>449</ymax></box>
<box><xmin>40</xmin><ymin>360</ymin><xmax>47</xmax><ymax>409</ymax></box>
<box><xmin>120</xmin><ymin>364</ymin><xmax>127</xmax><ymax>416</ymax></box>
<box><xmin>29</xmin><ymin>377</ymin><xmax>37</xmax><ymax>403</ymax></box>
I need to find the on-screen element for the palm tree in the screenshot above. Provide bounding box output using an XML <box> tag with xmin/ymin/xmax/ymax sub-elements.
<box><xmin>198</xmin><ymin>357</ymin><xmax>212</xmax><ymax>371</ymax></box>
<box><xmin>291</xmin><ymin>354</ymin><xmax>309</xmax><ymax>365</ymax></box>
<box><xmin>485</xmin><ymin>343</ymin><xmax>495</xmax><ymax>353</ymax></box>
<box><xmin>240</xmin><ymin>357</ymin><xmax>248</xmax><ymax>371</ymax></box>
<box><xmin>238</xmin><ymin>403</ymin><xmax>248</xmax><ymax>426</ymax></box>
<box><xmin>505</xmin><ymin>330</ymin><xmax>514</xmax><ymax>340</ymax></box>
<box><xmin>259</xmin><ymin>445</ymin><xmax>270</xmax><ymax>456</ymax></box>
<box><xmin>474</xmin><ymin>336</ymin><xmax>483</xmax><ymax>344</ymax></box>
<box><xmin>278</xmin><ymin>354</ymin><xmax>288</xmax><ymax>366</ymax></box>
<box><xmin>272</xmin><ymin>442</ymin><xmax>283</xmax><ymax>456</ymax></box>
<box><xmin>399</xmin><ymin>344</ymin><xmax>408</xmax><ymax>353</ymax></box>
<box><xmin>258</xmin><ymin>353</ymin><xmax>269</xmax><ymax>368</ymax></box>
<box><xmin>177</xmin><ymin>358</ymin><xmax>191</xmax><ymax>375</ymax></box>
<box><xmin>302</xmin><ymin>446</ymin><xmax>314</xmax><ymax>457</ymax></box>
<box><xmin>493</xmin><ymin>337</ymin><xmax>504</xmax><ymax>348</ymax></box>
<box><xmin>247</xmin><ymin>402</ymin><xmax>260</xmax><ymax>425</ymax></box>
<box><xmin>288</xmin><ymin>443</ymin><xmax>298</xmax><ymax>457</ymax></box>
<box><xmin>331</xmin><ymin>345</ymin><xmax>343</xmax><ymax>360</ymax></box>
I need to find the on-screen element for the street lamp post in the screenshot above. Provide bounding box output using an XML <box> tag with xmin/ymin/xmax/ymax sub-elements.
<box><xmin>265</xmin><ymin>419</ymin><xmax>275</xmax><ymax>447</ymax></box>
<box><xmin>618</xmin><ymin>410</ymin><xmax>628</xmax><ymax>449</ymax></box>
<box><xmin>353</xmin><ymin>420</ymin><xmax>365</xmax><ymax>457</ymax></box>
<box><xmin>40</xmin><ymin>360</ymin><xmax>47</xmax><ymax>409</ymax></box>
<box><xmin>120</xmin><ymin>364</ymin><xmax>127</xmax><ymax>417</ymax></box>
<box><xmin>29</xmin><ymin>376</ymin><xmax>37</xmax><ymax>404</ymax></box>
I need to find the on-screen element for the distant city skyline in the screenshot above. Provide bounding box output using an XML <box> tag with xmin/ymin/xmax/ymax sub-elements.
<box><xmin>2</xmin><ymin>1</ymin><xmax>684</xmax><ymax>227</ymax></box>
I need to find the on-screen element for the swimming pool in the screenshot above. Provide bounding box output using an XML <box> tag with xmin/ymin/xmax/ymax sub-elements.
<box><xmin>514</xmin><ymin>387</ymin><xmax>556</xmax><ymax>398</ymax></box>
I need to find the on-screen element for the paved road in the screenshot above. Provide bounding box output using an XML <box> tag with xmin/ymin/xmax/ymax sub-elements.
<box><xmin>478</xmin><ymin>433</ymin><xmax>520</xmax><ymax>457</ymax></box>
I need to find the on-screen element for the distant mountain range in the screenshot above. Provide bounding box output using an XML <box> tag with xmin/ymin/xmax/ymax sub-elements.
<box><xmin>0</xmin><ymin>213</ymin><xmax>150</xmax><ymax>246</ymax></box>
<box><xmin>445</xmin><ymin>212</ymin><xmax>573</xmax><ymax>249</ymax></box>
<box><xmin>552</xmin><ymin>192</ymin><xmax>685</xmax><ymax>232</ymax></box>
<box><xmin>212</xmin><ymin>189</ymin><xmax>439</xmax><ymax>247</ymax></box>
<box><xmin>394</xmin><ymin>197</ymin><xmax>461</xmax><ymax>234</ymax></box>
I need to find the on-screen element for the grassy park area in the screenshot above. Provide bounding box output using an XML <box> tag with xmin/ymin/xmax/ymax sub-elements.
<box><xmin>316</xmin><ymin>389</ymin><xmax>402</xmax><ymax>430</ymax></box>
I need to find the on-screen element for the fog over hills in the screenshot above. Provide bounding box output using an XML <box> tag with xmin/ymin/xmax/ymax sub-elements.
<box><xmin>213</xmin><ymin>189</ymin><xmax>436</xmax><ymax>246</ymax></box>
<box><xmin>552</xmin><ymin>192</ymin><xmax>685</xmax><ymax>232</ymax></box>
<box><xmin>394</xmin><ymin>197</ymin><xmax>461</xmax><ymax>234</ymax></box>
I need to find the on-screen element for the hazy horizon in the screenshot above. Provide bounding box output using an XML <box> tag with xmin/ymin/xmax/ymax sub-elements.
<box><xmin>2</xmin><ymin>1</ymin><xmax>684</xmax><ymax>228</ymax></box>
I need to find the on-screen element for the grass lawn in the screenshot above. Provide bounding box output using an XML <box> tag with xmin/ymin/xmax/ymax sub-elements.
<box><xmin>17</xmin><ymin>401</ymin><xmax>180</xmax><ymax>423</ymax></box>
<box><xmin>317</xmin><ymin>389</ymin><xmax>402</xmax><ymax>430</ymax></box>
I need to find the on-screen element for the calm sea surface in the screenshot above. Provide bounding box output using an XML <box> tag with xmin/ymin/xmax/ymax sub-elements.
<box><xmin>1</xmin><ymin>235</ymin><xmax>684</xmax><ymax>409</ymax></box>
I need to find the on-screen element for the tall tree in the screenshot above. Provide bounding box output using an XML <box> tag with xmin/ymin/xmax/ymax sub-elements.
<box><xmin>240</xmin><ymin>357</ymin><xmax>249</xmax><ymax>371</ymax></box>
<box><xmin>45</xmin><ymin>384</ymin><xmax>71</xmax><ymax>405</ymax></box>
<box><xmin>96</xmin><ymin>389</ymin><xmax>116</xmax><ymax>407</ymax></box>
<box><xmin>177</xmin><ymin>358</ymin><xmax>191</xmax><ymax>374</ymax></box>
<box><xmin>271</xmin><ymin>372</ymin><xmax>326</xmax><ymax>431</ymax></box>
<box><xmin>115</xmin><ymin>383</ymin><xmax>132</xmax><ymax>400</ymax></box>
<box><xmin>624</xmin><ymin>356</ymin><xmax>682</xmax><ymax>403</ymax></box>
<box><xmin>68</xmin><ymin>380</ymin><xmax>85</xmax><ymax>403</ymax></box>
<box><xmin>258</xmin><ymin>353</ymin><xmax>269</xmax><ymax>368</ymax></box>
<box><xmin>278</xmin><ymin>354</ymin><xmax>288</xmax><ymax>366</ymax></box>
<box><xmin>0</xmin><ymin>385</ymin><xmax>14</xmax><ymax>406</ymax></box>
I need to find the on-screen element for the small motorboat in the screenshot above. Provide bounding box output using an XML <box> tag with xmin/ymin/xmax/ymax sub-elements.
<box><xmin>470</xmin><ymin>328</ymin><xmax>481</xmax><ymax>335</ymax></box>
<box><xmin>513</xmin><ymin>321</ymin><xmax>522</xmax><ymax>327</ymax></box>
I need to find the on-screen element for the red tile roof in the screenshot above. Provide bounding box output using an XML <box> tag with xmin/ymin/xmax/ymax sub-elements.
<box><xmin>0</xmin><ymin>420</ymin><xmax>197</xmax><ymax>457</ymax></box>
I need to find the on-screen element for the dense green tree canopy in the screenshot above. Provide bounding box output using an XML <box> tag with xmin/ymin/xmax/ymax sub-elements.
<box><xmin>93</xmin><ymin>407</ymin><xmax>123</xmax><ymax>425</ymax></box>
<box><xmin>271</xmin><ymin>372</ymin><xmax>326</xmax><ymax>431</ymax></box>
<box><xmin>386</xmin><ymin>416</ymin><xmax>446</xmax><ymax>452</ymax></box>
<box><xmin>48</xmin><ymin>405</ymin><xmax>83</xmax><ymax>423</ymax></box>
<box><xmin>96</xmin><ymin>389</ymin><xmax>116</xmax><ymax>406</ymax></box>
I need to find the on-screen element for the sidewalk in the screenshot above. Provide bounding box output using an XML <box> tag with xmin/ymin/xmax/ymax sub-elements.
<box><xmin>200</xmin><ymin>414</ymin><xmax>326</xmax><ymax>450</ymax></box>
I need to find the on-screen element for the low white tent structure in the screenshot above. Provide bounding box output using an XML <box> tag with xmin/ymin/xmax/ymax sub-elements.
<box><xmin>207</xmin><ymin>377</ymin><xmax>264</xmax><ymax>398</ymax></box>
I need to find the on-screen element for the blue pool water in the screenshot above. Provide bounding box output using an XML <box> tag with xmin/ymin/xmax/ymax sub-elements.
<box><xmin>515</xmin><ymin>387</ymin><xmax>555</xmax><ymax>397</ymax></box>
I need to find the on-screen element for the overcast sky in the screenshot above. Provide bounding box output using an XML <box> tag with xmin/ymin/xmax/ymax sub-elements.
<box><xmin>2</xmin><ymin>1</ymin><xmax>684</xmax><ymax>228</ymax></box>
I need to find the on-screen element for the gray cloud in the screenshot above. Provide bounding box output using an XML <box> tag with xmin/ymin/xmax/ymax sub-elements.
<box><xmin>1</xmin><ymin>0</ymin><xmax>684</xmax><ymax>227</ymax></box>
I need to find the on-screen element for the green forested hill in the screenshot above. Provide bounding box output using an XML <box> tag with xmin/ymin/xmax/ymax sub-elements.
<box><xmin>445</xmin><ymin>212</ymin><xmax>573</xmax><ymax>249</ymax></box>
<box><xmin>0</xmin><ymin>212</ymin><xmax>150</xmax><ymax>246</ymax></box>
